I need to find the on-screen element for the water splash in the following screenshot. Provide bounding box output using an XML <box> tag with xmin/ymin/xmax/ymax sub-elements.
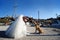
<box><xmin>5</xmin><ymin>15</ymin><xmax>27</xmax><ymax>39</ymax></box>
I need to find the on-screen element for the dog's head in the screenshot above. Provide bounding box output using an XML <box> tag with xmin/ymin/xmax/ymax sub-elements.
<box><xmin>23</xmin><ymin>16</ymin><xmax>29</xmax><ymax>23</ymax></box>
<box><xmin>23</xmin><ymin>16</ymin><xmax>33</xmax><ymax>23</ymax></box>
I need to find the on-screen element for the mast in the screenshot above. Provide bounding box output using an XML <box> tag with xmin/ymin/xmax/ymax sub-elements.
<box><xmin>13</xmin><ymin>0</ymin><xmax>17</xmax><ymax>18</ymax></box>
<box><xmin>38</xmin><ymin>10</ymin><xmax>40</xmax><ymax>22</ymax></box>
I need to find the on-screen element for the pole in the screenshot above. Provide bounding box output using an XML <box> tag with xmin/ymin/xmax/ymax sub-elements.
<box><xmin>38</xmin><ymin>10</ymin><xmax>39</xmax><ymax>22</ymax></box>
<box><xmin>13</xmin><ymin>0</ymin><xmax>17</xmax><ymax>18</ymax></box>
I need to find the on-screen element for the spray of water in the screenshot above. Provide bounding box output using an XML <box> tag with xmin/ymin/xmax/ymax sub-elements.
<box><xmin>5</xmin><ymin>15</ymin><xmax>27</xmax><ymax>39</ymax></box>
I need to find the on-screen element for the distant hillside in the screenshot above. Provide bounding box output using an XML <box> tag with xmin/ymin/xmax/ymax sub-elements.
<box><xmin>0</xmin><ymin>16</ymin><xmax>15</xmax><ymax>25</ymax></box>
<box><xmin>0</xmin><ymin>15</ymin><xmax>60</xmax><ymax>26</ymax></box>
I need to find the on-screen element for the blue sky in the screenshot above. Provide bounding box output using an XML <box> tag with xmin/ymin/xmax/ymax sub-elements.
<box><xmin>0</xmin><ymin>0</ymin><xmax>60</xmax><ymax>19</ymax></box>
